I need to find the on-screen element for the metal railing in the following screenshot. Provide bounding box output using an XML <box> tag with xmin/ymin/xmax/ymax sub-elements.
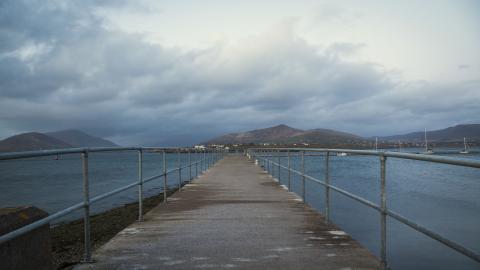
<box><xmin>0</xmin><ymin>146</ymin><xmax>225</xmax><ymax>262</ymax></box>
<box><xmin>247</xmin><ymin>148</ymin><xmax>480</xmax><ymax>270</ymax></box>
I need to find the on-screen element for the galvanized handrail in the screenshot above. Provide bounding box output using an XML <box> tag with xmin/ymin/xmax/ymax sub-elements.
<box><xmin>0</xmin><ymin>146</ymin><xmax>225</xmax><ymax>262</ymax></box>
<box><xmin>247</xmin><ymin>147</ymin><xmax>480</xmax><ymax>269</ymax></box>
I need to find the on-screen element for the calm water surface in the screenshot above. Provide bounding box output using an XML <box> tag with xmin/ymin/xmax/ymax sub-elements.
<box><xmin>0</xmin><ymin>148</ymin><xmax>479</xmax><ymax>270</ymax></box>
<box><xmin>0</xmin><ymin>151</ymin><xmax>201</xmax><ymax>221</ymax></box>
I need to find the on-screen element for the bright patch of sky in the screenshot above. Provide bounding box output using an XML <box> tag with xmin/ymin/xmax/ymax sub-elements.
<box><xmin>97</xmin><ymin>0</ymin><xmax>480</xmax><ymax>82</ymax></box>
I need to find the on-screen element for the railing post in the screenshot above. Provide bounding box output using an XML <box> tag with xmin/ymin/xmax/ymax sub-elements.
<box><xmin>287</xmin><ymin>150</ymin><xmax>291</xmax><ymax>190</ymax></box>
<box><xmin>188</xmin><ymin>149</ymin><xmax>192</xmax><ymax>182</ymax></box>
<box><xmin>201</xmin><ymin>149</ymin><xmax>204</xmax><ymax>172</ymax></box>
<box><xmin>163</xmin><ymin>150</ymin><xmax>168</xmax><ymax>203</ymax></box>
<box><xmin>277</xmin><ymin>150</ymin><xmax>281</xmax><ymax>182</ymax></box>
<box><xmin>325</xmin><ymin>151</ymin><xmax>330</xmax><ymax>224</ymax></box>
<box><xmin>203</xmin><ymin>149</ymin><xmax>206</xmax><ymax>172</ymax></box>
<box><xmin>177</xmin><ymin>148</ymin><xmax>181</xmax><ymax>190</ymax></box>
<box><xmin>264</xmin><ymin>150</ymin><xmax>267</xmax><ymax>170</ymax></box>
<box><xmin>267</xmin><ymin>151</ymin><xmax>270</xmax><ymax>173</ymax></box>
<box><xmin>301</xmin><ymin>150</ymin><xmax>305</xmax><ymax>203</ymax></box>
<box><xmin>81</xmin><ymin>151</ymin><xmax>92</xmax><ymax>263</ymax></box>
<box><xmin>380</xmin><ymin>154</ymin><xmax>387</xmax><ymax>270</ymax></box>
<box><xmin>138</xmin><ymin>149</ymin><xmax>143</xmax><ymax>222</ymax></box>
<box><xmin>195</xmin><ymin>150</ymin><xmax>198</xmax><ymax>178</ymax></box>
<box><xmin>262</xmin><ymin>150</ymin><xmax>265</xmax><ymax>168</ymax></box>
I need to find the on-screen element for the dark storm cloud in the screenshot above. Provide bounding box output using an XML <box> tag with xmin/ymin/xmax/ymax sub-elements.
<box><xmin>0</xmin><ymin>1</ymin><xmax>478</xmax><ymax>145</ymax></box>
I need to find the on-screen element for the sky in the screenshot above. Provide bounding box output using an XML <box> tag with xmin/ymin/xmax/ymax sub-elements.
<box><xmin>0</xmin><ymin>0</ymin><xmax>479</xmax><ymax>146</ymax></box>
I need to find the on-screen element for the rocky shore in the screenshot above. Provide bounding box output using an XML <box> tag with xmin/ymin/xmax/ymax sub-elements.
<box><xmin>50</xmin><ymin>190</ymin><xmax>177</xmax><ymax>269</ymax></box>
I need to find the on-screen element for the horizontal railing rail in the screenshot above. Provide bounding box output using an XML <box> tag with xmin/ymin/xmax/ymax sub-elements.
<box><xmin>0</xmin><ymin>146</ymin><xmax>226</xmax><ymax>262</ymax></box>
<box><xmin>247</xmin><ymin>147</ymin><xmax>480</xmax><ymax>270</ymax></box>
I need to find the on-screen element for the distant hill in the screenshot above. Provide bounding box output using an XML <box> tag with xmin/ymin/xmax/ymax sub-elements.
<box><xmin>287</xmin><ymin>128</ymin><xmax>364</xmax><ymax>144</ymax></box>
<box><xmin>208</xmin><ymin>125</ymin><xmax>303</xmax><ymax>144</ymax></box>
<box><xmin>0</xmin><ymin>132</ymin><xmax>73</xmax><ymax>152</ymax></box>
<box><xmin>380</xmin><ymin>124</ymin><xmax>480</xmax><ymax>142</ymax></box>
<box><xmin>0</xmin><ymin>129</ymin><xmax>118</xmax><ymax>152</ymax></box>
<box><xmin>46</xmin><ymin>129</ymin><xmax>117</xmax><ymax>147</ymax></box>
<box><xmin>206</xmin><ymin>124</ymin><xmax>365</xmax><ymax>145</ymax></box>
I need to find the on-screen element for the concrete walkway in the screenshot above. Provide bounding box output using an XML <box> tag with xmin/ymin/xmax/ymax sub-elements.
<box><xmin>76</xmin><ymin>155</ymin><xmax>379</xmax><ymax>270</ymax></box>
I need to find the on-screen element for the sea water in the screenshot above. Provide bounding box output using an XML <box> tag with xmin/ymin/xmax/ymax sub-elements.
<box><xmin>0</xmin><ymin>151</ymin><xmax>200</xmax><ymax>221</ymax></box>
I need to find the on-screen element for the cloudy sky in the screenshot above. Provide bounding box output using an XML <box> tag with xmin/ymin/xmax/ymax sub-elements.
<box><xmin>1</xmin><ymin>0</ymin><xmax>479</xmax><ymax>146</ymax></box>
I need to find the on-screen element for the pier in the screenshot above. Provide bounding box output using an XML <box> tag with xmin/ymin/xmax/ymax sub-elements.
<box><xmin>1</xmin><ymin>147</ymin><xmax>479</xmax><ymax>270</ymax></box>
<box><xmin>74</xmin><ymin>155</ymin><xmax>379</xmax><ymax>269</ymax></box>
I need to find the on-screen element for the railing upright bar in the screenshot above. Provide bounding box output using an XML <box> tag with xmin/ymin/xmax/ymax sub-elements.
<box><xmin>188</xmin><ymin>149</ymin><xmax>192</xmax><ymax>182</ymax></box>
<box><xmin>287</xmin><ymin>150</ymin><xmax>291</xmax><ymax>190</ymax></box>
<box><xmin>301</xmin><ymin>150</ymin><xmax>305</xmax><ymax>202</ymax></box>
<box><xmin>195</xmin><ymin>150</ymin><xmax>198</xmax><ymax>178</ymax></box>
<box><xmin>263</xmin><ymin>150</ymin><xmax>266</xmax><ymax>168</ymax></box>
<box><xmin>138</xmin><ymin>150</ymin><xmax>143</xmax><ymax>222</ymax></box>
<box><xmin>267</xmin><ymin>151</ymin><xmax>270</xmax><ymax>173</ymax></box>
<box><xmin>203</xmin><ymin>149</ymin><xmax>206</xmax><ymax>172</ymax></box>
<box><xmin>177</xmin><ymin>149</ymin><xmax>181</xmax><ymax>190</ymax></box>
<box><xmin>277</xmin><ymin>150</ymin><xmax>281</xmax><ymax>182</ymax></box>
<box><xmin>325</xmin><ymin>151</ymin><xmax>330</xmax><ymax>224</ymax></box>
<box><xmin>81</xmin><ymin>151</ymin><xmax>92</xmax><ymax>263</ymax></box>
<box><xmin>380</xmin><ymin>154</ymin><xmax>387</xmax><ymax>270</ymax></box>
<box><xmin>163</xmin><ymin>150</ymin><xmax>168</xmax><ymax>203</ymax></box>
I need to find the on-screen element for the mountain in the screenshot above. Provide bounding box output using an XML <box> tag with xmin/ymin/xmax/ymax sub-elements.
<box><xmin>379</xmin><ymin>124</ymin><xmax>480</xmax><ymax>142</ymax></box>
<box><xmin>0</xmin><ymin>132</ymin><xmax>73</xmax><ymax>152</ymax></box>
<box><xmin>287</xmin><ymin>128</ymin><xmax>364</xmax><ymax>144</ymax></box>
<box><xmin>206</xmin><ymin>124</ymin><xmax>365</xmax><ymax>145</ymax></box>
<box><xmin>46</xmin><ymin>129</ymin><xmax>117</xmax><ymax>147</ymax></box>
<box><xmin>208</xmin><ymin>125</ymin><xmax>304</xmax><ymax>144</ymax></box>
<box><xmin>0</xmin><ymin>129</ymin><xmax>118</xmax><ymax>152</ymax></box>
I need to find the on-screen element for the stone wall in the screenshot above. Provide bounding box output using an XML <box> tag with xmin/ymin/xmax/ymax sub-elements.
<box><xmin>0</xmin><ymin>206</ymin><xmax>53</xmax><ymax>270</ymax></box>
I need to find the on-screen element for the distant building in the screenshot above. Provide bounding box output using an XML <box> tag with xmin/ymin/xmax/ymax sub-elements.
<box><xmin>194</xmin><ymin>145</ymin><xmax>206</xmax><ymax>150</ymax></box>
<box><xmin>210</xmin><ymin>144</ymin><xmax>225</xmax><ymax>148</ymax></box>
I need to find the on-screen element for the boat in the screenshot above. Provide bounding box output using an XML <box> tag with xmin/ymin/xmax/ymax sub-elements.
<box><xmin>424</xmin><ymin>128</ymin><xmax>434</xmax><ymax>155</ymax></box>
<box><xmin>459</xmin><ymin>137</ymin><xmax>470</xmax><ymax>154</ymax></box>
<box><xmin>337</xmin><ymin>152</ymin><xmax>347</xmax><ymax>156</ymax></box>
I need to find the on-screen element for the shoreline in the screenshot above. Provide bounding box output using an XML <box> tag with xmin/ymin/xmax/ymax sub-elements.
<box><xmin>51</xmin><ymin>189</ymin><xmax>178</xmax><ymax>269</ymax></box>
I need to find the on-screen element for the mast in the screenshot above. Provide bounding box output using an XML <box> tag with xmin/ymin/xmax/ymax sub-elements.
<box><xmin>424</xmin><ymin>128</ymin><xmax>428</xmax><ymax>151</ymax></box>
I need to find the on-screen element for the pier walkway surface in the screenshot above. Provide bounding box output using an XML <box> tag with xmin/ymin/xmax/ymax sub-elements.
<box><xmin>76</xmin><ymin>155</ymin><xmax>379</xmax><ymax>270</ymax></box>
